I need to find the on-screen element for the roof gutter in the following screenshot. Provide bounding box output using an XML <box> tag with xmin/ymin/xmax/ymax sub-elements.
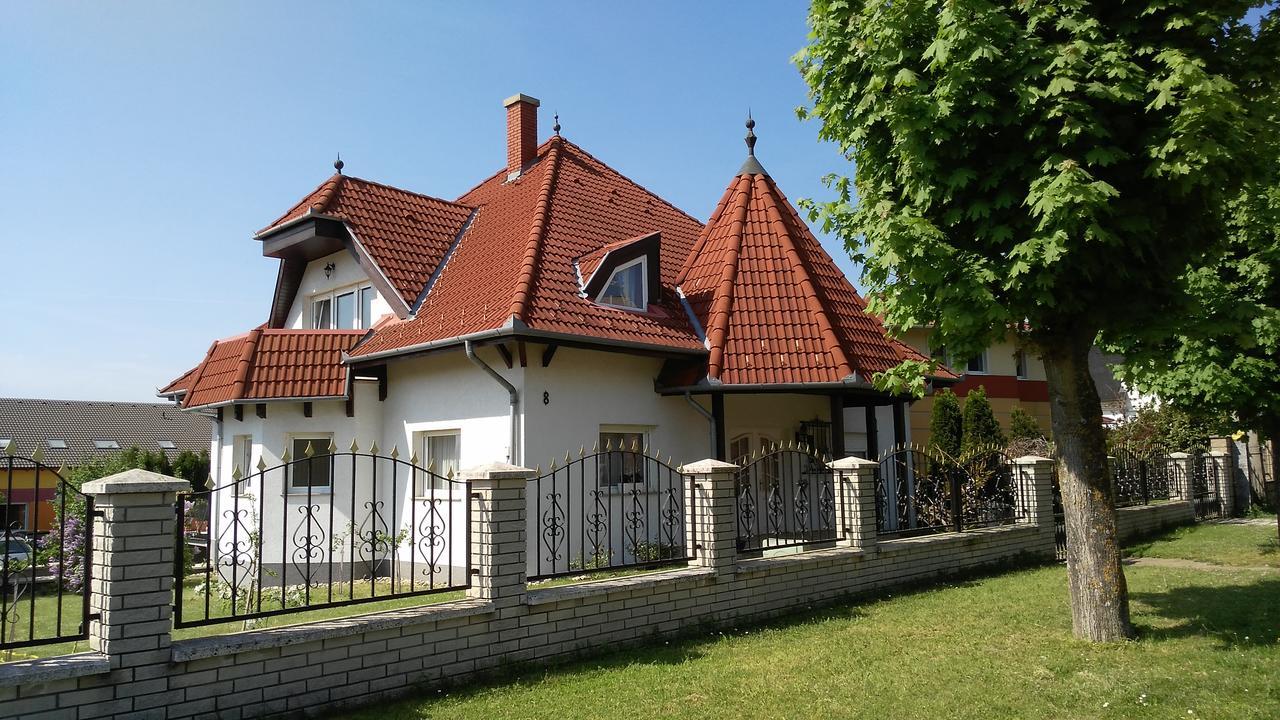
<box><xmin>464</xmin><ymin>340</ymin><xmax>520</xmax><ymax>465</ymax></box>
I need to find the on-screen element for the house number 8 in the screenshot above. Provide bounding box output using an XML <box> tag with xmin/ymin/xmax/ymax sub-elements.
<box><xmin>543</xmin><ymin>391</ymin><xmax>550</xmax><ymax>405</ymax></box>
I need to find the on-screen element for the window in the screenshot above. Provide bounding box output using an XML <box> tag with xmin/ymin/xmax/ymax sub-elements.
<box><xmin>0</xmin><ymin>504</ymin><xmax>28</xmax><ymax>532</ymax></box>
<box><xmin>598</xmin><ymin>428</ymin><xmax>647</xmax><ymax>486</ymax></box>
<box><xmin>416</xmin><ymin>430</ymin><xmax>460</xmax><ymax>495</ymax></box>
<box><xmin>289</xmin><ymin>436</ymin><xmax>332</xmax><ymax>491</ymax></box>
<box><xmin>47</xmin><ymin>439</ymin><xmax>67</xmax><ymax>450</ymax></box>
<box><xmin>157</xmin><ymin>440</ymin><xmax>176</xmax><ymax>450</ymax></box>
<box><xmin>94</xmin><ymin>440</ymin><xmax>120</xmax><ymax>450</ymax></box>
<box><xmin>312</xmin><ymin>297</ymin><xmax>332</xmax><ymax>329</ymax></box>
<box><xmin>232</xmin><ymin>435</ymin><xmax>253</xmax><ymax>477</ymax></box>
<box><xmin>966</xmin><ymin>352</ymin><xmax>988</xmax><ymax>374</ymax></box>
<box><xmin>1015</xmin><ymin>350</ymin><xmax>1028</xmax><ymax>379</ymax></box>
<box><xmin>311</xmin><ymin>284</ymin><xmax>374</xmax><ymax>329</ymax></box>
<box><xmin>597</xmin><ymin>258</ymin><xmax>646</xmax><ymax>310</ymax></box>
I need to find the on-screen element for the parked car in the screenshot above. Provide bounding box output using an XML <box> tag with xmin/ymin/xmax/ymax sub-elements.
<box><xmin>0</xmin><ymin>537</ymin><xmax>32</xmax><ymax>572</ymax></box>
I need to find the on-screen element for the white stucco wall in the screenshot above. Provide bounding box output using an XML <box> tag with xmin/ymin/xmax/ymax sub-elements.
<box><xmin>843</xmin><ymin>404</ymin><xmax>909</xmax><ymax>460</ymax></box>
<box><xmin>283</xmin><ymin>250</ymin><xmax>395</xmax><ymax>330</ymax></box>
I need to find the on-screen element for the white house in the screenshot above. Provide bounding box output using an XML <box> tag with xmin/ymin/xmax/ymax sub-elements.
<box><xmin>159</xmin><ymin>94</ymin><xmax>952</xmax><ymax>589</ymax></box>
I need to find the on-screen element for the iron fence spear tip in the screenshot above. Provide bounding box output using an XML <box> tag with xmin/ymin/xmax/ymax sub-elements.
<box><xmin>3</xmin><ymin>440</ymin><xmax>13</xmax><ymax>455</ymax></box>
<box><xmin>328</xmin><ymin>439</ymin><xmax>339</xmax><ymax>454</ymax></box>
<box><xmin>256</xmin><ymin>456</ymin><xmax>267</xmax><ymax>472</ymax></box>
<box><xmin>349</xmin><ymin>439</ymin><xmax>360</xmax><ymax>453</ymax></box>
<box><xmin>390</xmin><ymin>444</ymin><xmax>399</xmax><ymax>460</ymax></box>
<box><xmin>304</xmin><ymin>441</ymin><xmax>315</xmax><ymax>458</ymax></box>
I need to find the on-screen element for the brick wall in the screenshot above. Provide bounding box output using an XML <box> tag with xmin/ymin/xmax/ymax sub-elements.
<box><xmin>1115</xmin><ymin>501</ymin><xmax>1195</xmax><ymax>543</ymax></box>
<box><xmin>0</xmin><ymin>456</ymin><xmax>1186</xmax><ymax>720</ymax></box>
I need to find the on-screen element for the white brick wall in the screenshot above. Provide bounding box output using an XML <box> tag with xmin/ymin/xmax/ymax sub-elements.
<box><xmin>0</xmin><ymin>460</ymin><xmax>1184</xmax><ymax>720</ymax></box>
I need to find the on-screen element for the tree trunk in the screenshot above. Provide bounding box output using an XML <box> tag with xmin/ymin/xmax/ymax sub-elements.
<box><xmin>1272</xmin><ymin>432</ymin><xmax>1280</xmax><ymax>543</ymax></box>
<box><xmin>1040</xmin><ymin>333</ymin><xmax>1133</xmax><ymax>641</ymax></box>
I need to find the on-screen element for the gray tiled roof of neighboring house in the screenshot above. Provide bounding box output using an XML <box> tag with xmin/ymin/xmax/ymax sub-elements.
<box><xmin>0</xmin><ymin>397</ymin><xmax>212</xmax><ymax>467</ymax></box>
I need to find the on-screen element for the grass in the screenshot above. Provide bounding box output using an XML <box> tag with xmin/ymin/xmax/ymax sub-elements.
<box><xmin>336</xmin><ymin>522</ymin><xmax>1280</xmax><ymax>720</ymax></box>
<box><xmin>1128</xmin><ymin>521</ymin><xmax>1280</xmax><ymax>568</ymax></box>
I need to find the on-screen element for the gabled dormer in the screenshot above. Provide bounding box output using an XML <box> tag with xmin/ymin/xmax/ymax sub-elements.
<box><xmin>255</xmin><ymin>166</ymin><xmax>475</xmax><ymax>329</ymax></box>
<box><xmin>576</xmin><ymin>231</ymin><xmax>662</xmax><ymax>312</ymax></box>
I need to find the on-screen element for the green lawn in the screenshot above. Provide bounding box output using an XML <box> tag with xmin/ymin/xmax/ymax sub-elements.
<box><xmin>1128</xmin><ymin>521</ymin><xmax>1280</xmax><ymax>568</ymax></box>
<box><xmin>339</xmin><ymin>523</ymin><xmax>1280</xmax><ymax>720</ymax></box>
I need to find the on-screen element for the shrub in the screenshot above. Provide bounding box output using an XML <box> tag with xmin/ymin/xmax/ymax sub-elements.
<box><xmin>961</xmin><ymin>386</ymin><xmax>1005</xmax><ymax>455</ymax></box>
<box><xmin>929</xmin><ymin>389</ymin><xmax>963</xmax><ymax>457</ymax></box>
<box><xmin>1009</xmin><ymin>407</ymin><xmax>1044</xmax><ymax>442</ymax></box>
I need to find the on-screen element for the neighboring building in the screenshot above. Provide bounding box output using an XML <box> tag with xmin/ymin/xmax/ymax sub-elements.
<box><xmin>899</xmin><ymin>328</ymin><xmax>1052</xmax><ymax>448</ymax></box>
<box><xmin>0</xmin><ymin>398</ymin><xmax>212</xmax><ymax>532</ymax></box>
<box><xmin>159</xmin><ymin>95</ymin><xmax>954</xmax><ymax>572</ymax></box>
<box><xmin>1088</xmin><ymin>348</ymin><xmax>1159</xmax><ymax>424</ymax></box>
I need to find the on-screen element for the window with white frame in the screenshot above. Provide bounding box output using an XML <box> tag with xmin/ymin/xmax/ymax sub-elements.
<box><xmin>1015</xmin><ymin>350</ymin><xmax>1028</xmax><ymax>379</ymax></box>
<box><xmin>596</xmin><ymin>258</ymin><xmax>646</xmax><ymax>310</ymax></box>
<box><xmin>289</xmin><ymin>435</ymin><xmax>332</xmax><ymax>492</ymax></box>
<box><xmin>597</xmin><ymin>426</ymin><xmax>649</xmax><ymax>486</ymax></box>
<box><xmin>232</xmin><ymin>434</ymin><xmax>253</xmax><ymax>478</ymax></box>
<box><xmin>311</xmin><ymin>284</ymin><xmax>375</xmax><ymax>329</ymax></box>
<box><xmin>415</xmin><ymin>430</ymin><xmax>460</xmax><ymax>495</ymax></box>
<box><xmin>965</xmin><ymin>352</ymin><xmax>988</xmax><ymax>374</ymax></box>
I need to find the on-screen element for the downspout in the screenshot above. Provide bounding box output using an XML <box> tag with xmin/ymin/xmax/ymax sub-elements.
<box><xmin>684</xmin><ymin>392</ymin><xmax>716</xmax><ymax>459</ymax></box>
<box><xmin>465</xmin><ymin>340</ymin><xmax>520</xmax><ymax>465</ymax></box>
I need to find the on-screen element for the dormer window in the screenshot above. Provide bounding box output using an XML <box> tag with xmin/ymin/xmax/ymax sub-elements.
<box><xmin>597</xmin><ymin>257</ymin><xmax>646</xmax><ymax>310</ymax></box>
<box><xmin>578</xmin><ymin>231</ymin><xmax>661</xmax><ymax>313</ymax></box>
<box><xmin>312</xmin><ymin>284</ymin><xmax>375</xmax><ymax>329</ymax></box>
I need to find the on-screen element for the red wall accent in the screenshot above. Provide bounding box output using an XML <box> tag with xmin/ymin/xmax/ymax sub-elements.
<box><xmin>953</xmin><ymin>375</ymin><xmax>1049</xmax><ymax>402</ymax></box>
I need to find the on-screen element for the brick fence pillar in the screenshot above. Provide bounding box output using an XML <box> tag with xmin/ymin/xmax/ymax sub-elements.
<box><xmin>81</xmin><ymin>468</ymin><xmax>190</xmax><ymax>671</ymax></box>
<box><xmin>1207</xmin><ymin>450</ymin><xmax>1234</xmax><ymax>517</ymax></box>
<box><xmin>1167</xmin><ymin>452</ymin><xmax>1194</xmax><ymax>501</ymax></box>
<box><xmin>1013</xmin><ymin>456</ymin><xmax>1056</xmax><ymax>531</ymax></box>
<box><xmin>828</xmin><ymin>456</ymin><xmax>878</xmax><ymax>553</ymax></box>
<box><xmin>680</xmin><ymin>459</ymin><xmax>739</xmax><ymax>576</ymax></box>
<box><xmin>461</xmin><ymin>462</ymin><xmax>532</xmax><ymax>609</ymax></box>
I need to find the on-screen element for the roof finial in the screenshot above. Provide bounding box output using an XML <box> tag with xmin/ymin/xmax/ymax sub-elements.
<box><xmin>745</xmin><ymin>111</ymin><xmax>757</xmax><ymax>157</ymax></box>
<box><xmin>334</xmin><ymin>153</ymin><xmax>344</xmax><ymax>174</ymax></box>
<box><xmin>553</xmin><ymin>112</ymin><xmax>561</xmax><ymax>136</ymax></box>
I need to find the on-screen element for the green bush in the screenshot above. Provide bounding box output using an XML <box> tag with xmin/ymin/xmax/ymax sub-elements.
<box><xmin>1107</xmin><ymin>405</ymin><xmax>1231</xmax><ymax>455</ymax></box>
<box><xmin>930</xmin><ymin>389</ymin><xmax>963</xmax><ymax>457</ymax></box>
<box><xmin>960</xmin><ymin>386</ymin><xmax>1005</xmax><ymax>455</ymax></box>
<box><xmin>1009</xmin><ymin>406</ymin><xmax>1044</xmax><ymax>442</ymax></box>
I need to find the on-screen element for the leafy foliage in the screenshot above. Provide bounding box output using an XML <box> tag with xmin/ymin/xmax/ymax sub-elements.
<box><xmin>929</xmin><ymin>389</ymin><xmax>963</xmax><ymax>456</ymax></box>
<box><xmin>1009</xmin><ymin>406</ymin><xmax>1045</xmax><ymax>442</ymax></box>
<box><xmin>960</xmin><ymin>386</ymin><xmax>1006</xmax><ymax>454</ymax></box>
<box><xmin>797</xmin><ymin>0</ymin><xmax>1278</xmax><ymax>391</ymax></box>
<box><xmin>1106</xmin><ymin>404</ymin><xmax>1231</xmax><ymax>455</ymax></box>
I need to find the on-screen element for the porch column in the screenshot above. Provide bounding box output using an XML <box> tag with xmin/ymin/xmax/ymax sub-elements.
<box><xmin>829</xmin><ymin>456</ymin><xmax>878</xmax><ymax>552</ymax></box>
<box><xmin>864</xmin><ymin>405</ymin><xmax>879</xmax><ymax>460</ymax></box>
<box><xmin>829</xmin><ymin>394</ymin><xmax>845</xmax><ymax>459</ymax></box>
<box><xmin>711</xmin><ymin>393</ymin><xmax>726</xmax><ymax>461</ymax></box>
<box><xmin>681</xmin><ymin>459</ymin><xmax>739</xmax><ymax>576</ymax></box>
<box><xmin>892</xmin><ymin>400</ymin><xmax>907</xmax><ymax>453</ymax></box>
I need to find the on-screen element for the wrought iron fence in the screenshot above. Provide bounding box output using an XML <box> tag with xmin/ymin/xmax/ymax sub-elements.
<box><xmin>1112</xmin><ymin>449</ymin><xmax>1172</xmax><ymax>507</ymax></box>
<box><xmin>1191</xmin><ymin>452</ymin><xmax>1223</xmax><ymax>520</ymax></box>
<box><xmin>735</xmin><ymin>445</ymin><xmax>838</xmax><ymax>553</ymax></box>
<box><xmin>174</xmin><ymin>444</ymin><xmax>469</xmax><ymax>628</ymax></box>
<box><xmin>527</xmin><ymin>444</ymin><xmax>690</xmax><ymax>580</ymax></box>
<box><xmin>874</xmin><ymin>445</ymin><xmax>1024</xmax><ymax>538</ymax></box>
<box><xmin>1</xmin><ymin>446</ymin><xmax>94</xmax><ymax>651</ymax></box>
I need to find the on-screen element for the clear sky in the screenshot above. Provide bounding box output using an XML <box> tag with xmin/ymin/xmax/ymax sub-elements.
<box><xmin>1</xmin><ymin>1</ymin><xmax>855</xmax><ymax>403</ymax></box>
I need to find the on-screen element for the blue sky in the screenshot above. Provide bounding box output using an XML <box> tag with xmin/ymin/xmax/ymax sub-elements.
<box><xmin>1</xmin><ymin>2</ymin><xmax>852</xmax><ymax>402</ymax></box>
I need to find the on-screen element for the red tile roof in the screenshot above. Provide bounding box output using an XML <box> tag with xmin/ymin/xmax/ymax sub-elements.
<box><xmin>176</xmin><ymin>329</ymin><xmax>364</xmax><ymax>408</ymax></box>
<box><xmin>674</xmin><ymin>164</ymin><xmax>940</xmax><ymax>386</ymax></box>
<box><xmin>259</xmin><ymin>175</ymin><xmax>474</xmax><ymax>307</ymax></box>
<box><xmin>350</xmin><ymin>137</ymin><xmax>706</xmax><ymax>358</ymax></box>
<box><xmin>158</xmin><ymin>365</ymin><xmax>199</xmax><ymax>397</ymax></box>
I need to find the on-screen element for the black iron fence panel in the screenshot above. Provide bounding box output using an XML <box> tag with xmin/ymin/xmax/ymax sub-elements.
<box><xmin>875</xmin><ymin>445</ymin><xmax>1024</xmax><ymax>538</ymax></box>
<box><xmin>1191</xmin><ymin>452</ymin><xmax>1222</xmax><ymax>520</ymax></box>
<box><xmin>1</xmin><ymin>447</ymin><xmax>94</xmax><ymax>651</ymax></box>
<box><xmin>875</xmin><ymin>447</ymin><xmax>956</xmax><ymax>537</ymax></box>
<box><xmin>527</xmin><ymin>447</ymin><xmax>690</xmax><ymax>580</ymax></box>
<box><xmin>174</xmin><ymin>446</ymin><xmax>469</xmax><ymax>629</ymax></box>
<box><xmin>735</xmin><ymin>446</ymin><xmax>837</xmax><ymax>553</ymax></box>
<box><xmin>1112</xmin><ymin>449</ymin><xmax>1172</xmax><ymax>507</ymax></box>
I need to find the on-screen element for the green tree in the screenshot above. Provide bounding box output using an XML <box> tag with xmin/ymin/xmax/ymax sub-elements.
<box><xmin>929</xmin><ymin>389</ymin><xmax>963</xmax><ymax>457</ymax></box>
<box><xmin>961</xmin><ymin>386</ymin><xmax>1006</xmax><ymax>454</ymax></box>
<box><xmin>1008</xmin><ymin>406</ymin><xmax>1044</xmax><ymax>443</ymax></box>
<box><xmin>799</xmin><ymin>0</ymin><xmax>1278</xmax><ymax>640</ymax></box>
<box><xmin>1107</xmin><ymin>404</ymin><xmax>1231</xmax><ymax>455</ymax></box>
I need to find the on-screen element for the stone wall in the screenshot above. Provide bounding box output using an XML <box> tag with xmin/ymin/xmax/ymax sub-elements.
<box><xmin>0</xmin><ymin>456</ymin><xmax>1193</xmax><ymax>720</ymax></box>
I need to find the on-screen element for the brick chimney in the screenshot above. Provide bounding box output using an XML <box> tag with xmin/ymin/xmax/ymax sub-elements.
<box><xmin>503</xmin><ymin>93</ymin><xmax>540</xmax><ymax>179</ymax></box>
